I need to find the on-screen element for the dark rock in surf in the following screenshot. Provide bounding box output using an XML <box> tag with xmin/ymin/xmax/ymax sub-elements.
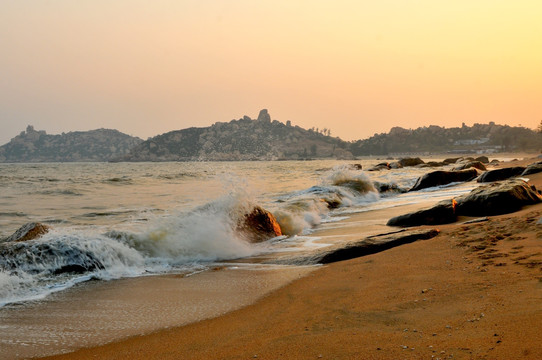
<box><xmin>350</xmin><ymin>163</ymin><xmax>363</xmax><ymax>170</ymax></box>
<box><xmin>521</xmin><ymin>162</ymin><xmax>542</xmax><ymax>176</ymax></box>
<box><xmin>3</xmin><ymin>222</ymin><xmax>50</xmax><ymax>243</ymax></box>
<box><xmin>477</xmin><ymin>167</ymin><xmax>526</xmax><ymax>182</ymax></box>
<box><xmin>367</xmin><ymin>163</ymin><xmax>391</xmax><ymax>171</ymax></box>
<box><xmin>474</xmin><ymin>156</ymin><xmax>490</xmax><ymax>164</ymax></box>
<box><xmin>388</xmin><ymin>179</ymin><xmax>542</xmax><ymax>227</ymax></box>
<box><xmin>443</xmin><ymin>157</ymin><xmax>461</xmax><ymax>165</ymax></box>
<box><xmin>238</xmin><ymin>206</ymin><xmax>282</xmax><ymax>242</ymax></box>
<box><xmin>373</xmin><ymin>181</ymin><xmax>406</xmax><ymax>194</ymax></box>
<box><xmin>409</xmin><ymin>169</ymin><xmax>478</xmax><ymax>192</ymax></box>
<box><xmin>452</xmin><ymin>161</ymin><xmax>486</xmax><ymax>172</ymax></box>
<box><xmin>280</xmin><ymin>228</ymin><xmax>440</xmax><ymax>265</ymax></box>
<box><xmin>386</xmin><ymin>200</ymin><xmax>457</xmax><ymax>227</ymax></box>
<box><xmin>398</xmin><ymin>157</ymin><xmax>425</xmax><ymax>167</ymax></box>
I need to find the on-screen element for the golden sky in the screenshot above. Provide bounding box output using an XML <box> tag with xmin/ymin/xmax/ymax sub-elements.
<box><xmin>1</xmin><ymin>1</ymin><xmax>541</xmax><ymax>144</ymax></box>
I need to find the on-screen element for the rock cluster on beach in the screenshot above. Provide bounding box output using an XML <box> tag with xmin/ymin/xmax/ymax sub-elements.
<box><xmin>388</xmin><ymin>178</ymin><xmax>542</xmax><ymax>227</ymax></box>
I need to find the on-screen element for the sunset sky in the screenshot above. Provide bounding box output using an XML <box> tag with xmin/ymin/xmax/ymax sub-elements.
<box><xmin>1</xmin><ymin>1</ymin><xmax>541</xmax><ymax>145</ymax></box>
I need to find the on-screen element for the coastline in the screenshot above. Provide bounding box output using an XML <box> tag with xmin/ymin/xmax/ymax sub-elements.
<box><xmin>42</xmin><ymin>159</ymin><xmax>542</xmax><ymax>360</ymax></box>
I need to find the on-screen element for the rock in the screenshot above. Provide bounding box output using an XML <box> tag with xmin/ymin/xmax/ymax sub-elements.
<box><xmin>425</xmin><ymin>161</ymin><xmax>446</xmax><ymax>167</ymax></box>
<box><xmin>3</xmin><ymin>222</ymin><xmax>50</xmax><ymax>242</ymax></box>
<box><xmin>521</xmin><ymin>162</ymin><xmax>542</xmax><ymax>176</ymax></box>
<box><xmin>409</xmin><ymin>169</ymin><xmax>478</xmax><ymax>192</ymax></box>
<box><xmin>257</xmin><ymin>109</ymin><xmax>271</xmax><ymax>122</ymax></box>
<box><xmin>477</xmin><ymin>167</ymin><xmax>526</xmax><ymax>182</ymax></box>
<box><xmin>388</xmin><ymin>162</ymin><xmax>403</xmax><ymax>169</ymax></box>
<box><xmin>452</xmin><ymin>161</ymin><xmax>487</xmax><ymax>171</ymax></box>
<box><xmin>398</xmin><ymin>157</ymin><xmax>425</xmax><ymax>167</ymax></box>
<box><xmin>474</xmin><ymin>156</ymin><xmax>490</xmax><ymax>164</ymax></box>
<box><xmin>367</xmin><ymin>163</ymin><xmax>391</xmax><ymax>171</ymax></box>
<box><xmin>456</xmin><ymin>179</ymin><xmax>542</xmax><ymax>216</ymax></box>
<box><xmin>490</xmin><ymin>159</ymin><xmax>500</xmax><ymax>165</ymax></box>
<box><xmin>238</xmin><ymin>206</ymin><xmax>282</xmax><ymax>242</ymax></box>
<box><xmin>443</xmin><ymin>157</ymin><xmax>461</xmax><ymax>165</ymax></box>
<box><xmin>283</xmin><ymin>229</ymin><xmax>440</xmax><ymax>264</ymax></box>
<box><xmin>386</xmin><ymin>201</ymin><xmax>457</xmax><ymax>227</ymax></box>
<box><xmin>349</xmin><ymin>163</ymin><xmax>363</xmax><ymax>170</ymax></box>
<box><xmin>388</xmin><ymin>179</ymin><xmax>542</xmax><ymax>227</ymax></box>
<box><xmin>374</xmin><ymin>181</ymin><xmax>406</xmax><ymax>193</ymax></box>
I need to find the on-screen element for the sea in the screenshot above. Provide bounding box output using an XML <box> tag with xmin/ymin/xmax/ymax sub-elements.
<box><xmin>0</xmin><ymin>159</ymin><xmax>490</xmax><ymax>358</ymax></box>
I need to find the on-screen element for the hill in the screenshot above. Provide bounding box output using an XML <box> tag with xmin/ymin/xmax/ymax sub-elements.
<box><xmin>114</xmin><ymin>110</ymin><xmax>353</xmax><ymax>161</ymax></box>
<box><xmin>349</xmin><ymin>122</ymin><xmax>541</xmax><ymax>156</ymax></box>
<box><xmin>0</xmin><ymin>126</ymin><xmax>143</xmax><ymax>162</ymax></box>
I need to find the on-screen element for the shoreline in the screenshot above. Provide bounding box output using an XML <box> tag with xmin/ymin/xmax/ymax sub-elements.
<box><xmin>41</xmin><ymin>161</ymin><xmax>542</xmax><ymax>360</ymax></box>
<box><xmin>43</xmin><ymin>204</ymin><xmax>542</xmax><ymax>359</ymax></box>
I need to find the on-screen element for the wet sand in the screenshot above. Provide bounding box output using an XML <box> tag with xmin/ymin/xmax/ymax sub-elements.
<box><xmin>39</xmin><ymin>158</ymin><xmax>542</xmax><ymax>360</ymax></box>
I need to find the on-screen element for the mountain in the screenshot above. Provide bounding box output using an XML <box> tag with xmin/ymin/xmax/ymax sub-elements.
<box><xmin>114</xmin><ymin>109</ymin><xmax>353</xmax><ymax>162</ymax></box>
<box><xmin>0</xmin><ymin>126</ymin><xmax>143</xmax><ymax>162</ymax></box>
<box><xmin>349</xmin><ymin>122</ymin><xmax>541</xmax><ymax>156</ymax></box>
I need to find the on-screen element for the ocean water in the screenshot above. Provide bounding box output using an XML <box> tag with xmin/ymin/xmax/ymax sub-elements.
<box><xmin>0</xmin><ymin>159</ymin><xmax>481</xmax><ymax>308</ymax></box>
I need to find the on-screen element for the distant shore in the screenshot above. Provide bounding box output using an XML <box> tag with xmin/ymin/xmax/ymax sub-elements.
<box><xmin>42</xmin><ymin>157</ymin><xmax>542</xmax><ymax>359</ymax></box>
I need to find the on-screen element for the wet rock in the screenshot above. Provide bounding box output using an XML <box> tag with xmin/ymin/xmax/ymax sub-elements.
<box><xmin>367</xmin><ymin>163</ymin><xmax>391</xmax><ymax>171</ymax></box>
<box><xmin>456</xmin><ymin>179</ymin><xmax>542</xmax><ymax>216</ymax></box>
<box><xmin>388</xmin><ymin>162</ymin><xmax>403</xmax><ymax>169</ymax></box>
<box><xmin>425</xmin><ymin>161</ymin><xmax>446</xmax><ymax>167</ymax></box>
<box><xmin>238</xmin><ymin>206</ymin><xmax>282</xmax><ymax>242</ymax></box>
<box><xmin>284</xmin><ymin>229</ymin><xmax>440</xmax><ymax>264</ymax></box>
<box><xmin>374</xmin><ymin>181</ymin><xmax>407</xmax><ymax>193</ymax></box>
<box><xmin>452</xmin><ymin>161</ymin><xmax>487</xmax><ymax>171</ymax></box>
<box><xmin>3</xmin><ymin>222</ymin><xmax>50</xmax><ymax>243</ymax></box>
<box><xmin>387</xmin><ymin>201</ymin><xmax>457</xmax><ymax>227</ymax></box>
<box><xmin>443</xmin><ymin>157</ymin><xmax>461</xmax><ymax>165</ymax></box>
<box><xmin>474</xmin><ymin>156</ymin><xmax>490</xmax><ymax>164</ymax></box>
<box><xmin>409</xmin><ymin>169</ymin><xmax>478</xmax><ymax>192</ymax></box>
<box><xmin>398</xmin><ymin>157</ymin><xmax>425</xmax><ymax>167</ymax></box>
<box><xmin>349</xmin><ymin>163</ymin><xmax>363</xmax><ymax>170</ymax></box>
<box><xmin>388</xmin><ymin>179</ymin><xmax>542</xmax><ymax>227</ymax></box>
<box><xmin>477</xmin><ymin>167</ymin><xmax>526</xmax><ymax>182</ymax></box>
<box><xmin>521</xmin><ymin>162</ymin><xmax>542</xmax><ymax>176</ymax></box>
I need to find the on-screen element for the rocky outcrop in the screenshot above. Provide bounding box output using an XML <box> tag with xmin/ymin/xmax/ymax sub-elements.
<box><xmin>388</xmin><ymin>179</ymin><xmax>542</xmax><ymax>227</ymax></box>
<box><xmin>0</xmin><ymin>126</ymin><xmax>143</xmax><ymax>163</ymax></box>
<box><xmin>409</xmin><ymin>169</ymin><xmax>478</xmax><ymax>192</ymax></box>
<box><xmin>278</xmin><ymin>228</ymin><xmax>440</xmax><ymax>265</ymax></box>
<box><xmin>474</xmin><ymin>156</ymin><xmax>490</xmax><ymax>164</ymax></box>
<box><xmin>114</xmin><ymin>110</ymin><xmax>353</xmax><ymax>161</ymax></box>
<box><xmin>238</xmin><ymin>206</ymin><xmax>282</xmax><ymax>242</ymax></box>
<box><xmin>2</xmin><ymin>222</ymin><xmax>50</xmax><ymax>242</ymax></box>
<box><xmin>477</xmin><ymin>167</ymin><xmax>526</xmax><ymax>182</ymax></box>
<box><xmin>522</xmin><ymin>162</ymin><xmax>542</xmax><ymax>176</ymax></box>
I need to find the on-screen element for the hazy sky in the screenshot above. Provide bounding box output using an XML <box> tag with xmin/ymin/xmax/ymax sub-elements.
<box><xmin>1</xmin><ymin>1</ymin><xmax>541</xmax><ymax>145</ymax></box>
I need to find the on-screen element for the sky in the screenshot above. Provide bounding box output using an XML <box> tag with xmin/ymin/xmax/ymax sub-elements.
<box><xmin>1</xmin><ymin>1</ymin><xmax>541</xmax><ymax>145</ymax></box>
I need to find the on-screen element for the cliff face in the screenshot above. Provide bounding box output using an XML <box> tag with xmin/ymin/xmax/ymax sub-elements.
<box><xmin>0</xmin><ymin>126</ymin><xmax>143</xmax><ymax>162</ymax></box>
<box><xmin>115</xmin><ymin>110</ymin><xmax>353</xmax><ymax>162</ymax></box>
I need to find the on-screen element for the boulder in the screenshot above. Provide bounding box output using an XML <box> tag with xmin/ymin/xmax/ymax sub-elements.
<box><xmin>386</xmin><ymin>200</ymin><xmax>457</xmax><ymax>227</ymax></box>
<box><xmin>238</xmin><ymin>206</ymin><xmax>282</xmax><ymax>242</ymax></box>
<box><xmin>443</xmin><ymin>157</ymin><xmax>461</xmax><ymax>165</ymax></box>
<box><xmin>425</xmin><ymin>161</ymin><xmax>446</xmax><ymax>167</ymax></box>
<box><xmin>521</xmin><ymin>162</ymin><xmax>542</xmax><ymax>176</ymax></box>
<box><xmin>409</xmin><ymin>169</ymin><xmax>478</xmax><ymax>192</ymax></box>
<box><xmin>388</xmin><ymin>162</ymin><xmax>403</xmax><ymax>169</ymax></box>
<box><xmin>474</xmin><ymin>156</ymin><xmax>490</xmax><ymax>164</ymax></box>
<box><xmin>477</xmin><ymin>167</ymin><xmax>526</xmax><ymax>182</ymax></box>
<box><xmin>398</xmin><ymin>157</ymin><xmax>425</xmax><ymax>167</ymax></box>
<box><xmin>388</xmin><ymin>179</ymin><xmax>542</xmax><ymax>227</ymax></box>
<box><xmin>456</xmin><ymin>179</ymin><xmax>542</xmax><ymax>216</ymax></box>
<box><xmin>367</xmin><ymin>163</ymin><xmax>391</xmax><ymax>171</ymax></box>
<box><xmin>349</xmin><ymin>163</ymin><xmax>363</xmax><ymax>170</ymax></box>
<box><xmin>3</xmin><ymin>222</ymin><xmax>50</xmax><ymax>242</ymax></box>
<box><xmin>374</xmin><ymin>181</ymin><xmax>406</xmax><ymax>193</ymax></box>
<box><xmin>452</xmin><ymin>161</ymin><xmax>487</xmax><ymax>171</ymax></box>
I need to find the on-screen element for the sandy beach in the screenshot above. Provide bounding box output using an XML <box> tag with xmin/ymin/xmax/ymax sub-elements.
<box><xmin>39</xmin><ymin>159</ymin><xmax>542</xmax><ymax>360</ymax></box>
